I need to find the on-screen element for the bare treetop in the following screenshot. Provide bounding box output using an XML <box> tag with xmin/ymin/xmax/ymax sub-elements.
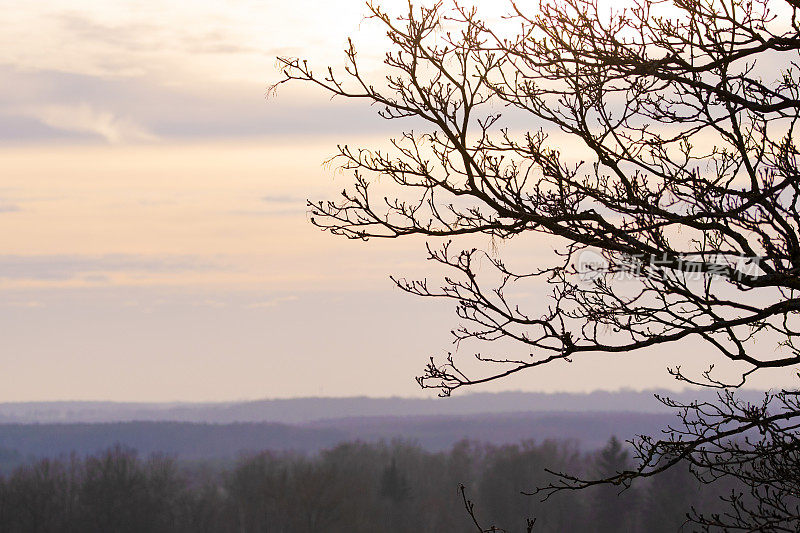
<box><xmin>274</xmin><ymin>0</ymin><xmax>800</xmax><ymax>528</ymax></box>
<box><xmin>276</xmin><ymin>0</ymin><xmax>800</xmax><ymax>393</ymax></box>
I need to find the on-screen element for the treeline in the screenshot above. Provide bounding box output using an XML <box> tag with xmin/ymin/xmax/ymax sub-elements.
<box><xmin>0</xmin><ymin>437</ymin><xmax>734</xmax><ymax>532</ymax></box>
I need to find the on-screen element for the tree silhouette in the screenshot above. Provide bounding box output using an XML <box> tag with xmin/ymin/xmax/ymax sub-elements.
<box><xmin>275</xmin><ymin>0</ymin><xmax>800</xmax><ymax>528</ymax></box>
<box><xmin>380</xmin><ymin>458</ymin><xmax>411</xmax><ymax>503</ymax></box>
<box><xmin>0</xmin><ymin>440</ymin><xmax>742</xmax><ymax>532</ymax></box>
<box><xmin>592</xmin><ymin>437</ymin><xmax>639</xmax><ymax>532</ymax></box>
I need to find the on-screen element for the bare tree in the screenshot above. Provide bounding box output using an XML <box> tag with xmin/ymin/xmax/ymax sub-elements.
<box><xmin>274</xmin><ymin>0</ymin><xmax>800</xmax><ymax>528</ymax></box>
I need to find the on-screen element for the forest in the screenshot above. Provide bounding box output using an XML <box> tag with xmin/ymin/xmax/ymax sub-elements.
<box><xmin>0</xmin><ymin>437</ymin><xmax>741</xmax><ymax>532</ymax></box>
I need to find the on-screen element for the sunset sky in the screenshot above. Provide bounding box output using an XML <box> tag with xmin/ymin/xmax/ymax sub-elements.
<box><xmin>1</xmin><ymin>0</ymin><xmax>794</xmax><ymax>401</ymax></box>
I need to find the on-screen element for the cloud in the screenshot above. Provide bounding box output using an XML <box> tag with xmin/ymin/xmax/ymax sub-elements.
<box><xmin>0</xmin><ymin>1</ymin><xmax>449</xmax><ymax>146</ymax></box>
<box><xmin>261</xmin><ymin>194</ymin><xmax>302</xmax><ymax>203</ymax></box>
<box><xmin>0</xmin><ymin>300</ymin><xmax>43</xmax><ymax>308</ymax></box>
<box><xmin>0</xmin><ymin>65</ymin><xmax>393</xmax><ymax>143</ymax></box>
<box><xmin>54</xmin><ymin>12</ymin><xmax>161</xmax><ymax>55</ymax></box>
<box><xmin>246</xmin><ymin>295</ymin><xmax>298</xmax><ymax>308</ymax></box>
<box><xmin>21</xmin><ymin>103</ymin><xmax>158</xmax><ymax>144</ymax></box>
<box><xmin>0</xmin><ymin>204</ymin><xmax>20</xmax><ymax>213</ymax></box>
<box><xmin>227</xmin><ymin>194</ymin><xmax>307</xmax><ymax>216</ymax></box>
<box><xmin>0</xmin><ymin>254</ymin><xmax>219</xmax><ymax>281</ymax></box>
<box><xmin>228</xmin><ymin>208</ymin><xmax>306</xmax><ymax>217</ymax></box>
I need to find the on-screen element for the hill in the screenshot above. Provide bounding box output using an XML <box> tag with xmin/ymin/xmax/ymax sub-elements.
<box><xmin>0</xmin><ymin>410</ymin><xmax>675</xmax><ymax>467</ymax></box>
<box><xmin>0</xmin><ymin>388</ymin><xmax>764</xmax><ymax>424</ymax></box>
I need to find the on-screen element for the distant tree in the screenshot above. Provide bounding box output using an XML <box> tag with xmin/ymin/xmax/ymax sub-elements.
<box><xmin>0</xmin><ymin>439</ymin><xmax>743</xmax><ymax>531</ymax></box>
<box><xmin>226</xmin><ymin>452</ymin><xmax>286</xmax><ymax>532</ymax></box>
<box><xmin>275</xmin><ymin>0</ymin><xmax>800</xmax><ymax>528</ymax></box>
<box><xmin>78</xmin><ymin>445</ymin><xmax>185</xmax><ymax>533</ymax></box>
<box><xmin>379</xmin><ymin>457</ymin><xmax>413</xmax><ymax>532</ymax></box>
<box><xmin>2</xmin><ymin>458</ymin><xmax>75</xmax><ymax>533</ymax></box>
<box><xmin>591</xmin><ymin>437</ymin><xmax>639</xmax><ymax>532</ymax></box>
<box><xmin>477</xmin><ymin>441</ymin><xmax>586</xmax><ymax>532</ymax></box>
<box><xmin>642</xmin><ymin>464</ymin><xmax>693</xmax><ymax>532</ymax></box>
<box><xmin>139</xmin><ymin>454</ymin><xmax>185</xmax><ymax>533</ymax></box>
<box><xmin>285</xmin><ymin>459</ymin><xmax>347</xmax><ymax>532</ymax></box>
<box><xmin>380</xmin><ymin>457</ymin><xmax>412</xmax><ymax>502</ymax></box>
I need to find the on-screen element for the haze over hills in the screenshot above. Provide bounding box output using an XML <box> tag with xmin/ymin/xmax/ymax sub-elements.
<box><xmin>0</xmin><ymin>412</ymin><xmax>676</xmax><ymax>463</ymax></box>
<box><xmin>0</xmin><ymin>389</ymin><xmax>765</xmax><ymax>424</ymax></box>
<box><xmin>0</xmin><ymin>390</ymin><xmax>768</xmax><ymax>469</ymax></box>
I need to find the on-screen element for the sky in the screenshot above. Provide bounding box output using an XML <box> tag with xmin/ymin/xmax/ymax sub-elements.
<box><xmin>0</xmin><ymin>0</ymin><xmax>795</xmax><ymax>401</ymax></box>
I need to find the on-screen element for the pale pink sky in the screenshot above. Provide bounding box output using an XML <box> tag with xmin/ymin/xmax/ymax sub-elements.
<box><xmin>0</xmin><ymin>0</ymin><xmax>794</xmax><ymax>401</ymax></box>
